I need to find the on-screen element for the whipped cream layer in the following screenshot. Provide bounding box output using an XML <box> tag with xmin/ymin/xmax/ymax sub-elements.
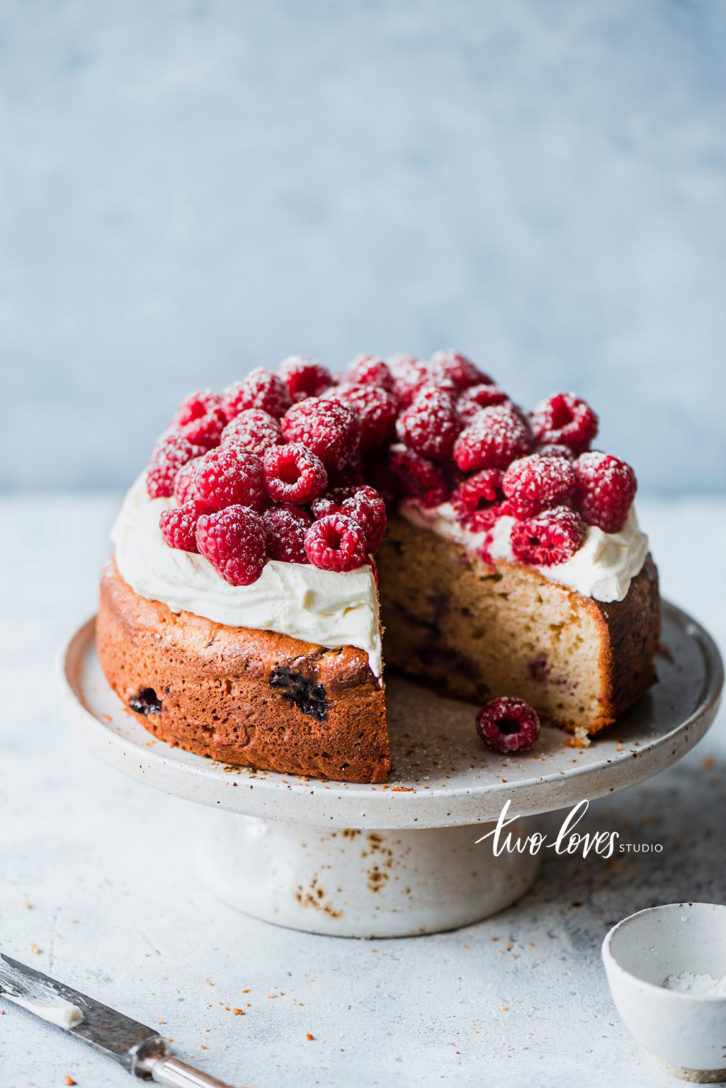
<box><xmin>400</xmin><ymin>500</ymin><xmax>648</xmax><ymax>603</ymax></box>
<box><xmin>111</xmin><ymin>473</ymin><xmax>382</xmax><ymax>678</ymax></box>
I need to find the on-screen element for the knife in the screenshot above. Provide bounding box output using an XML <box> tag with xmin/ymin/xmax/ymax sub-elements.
<box><xmin>0</xmin><ymin>953</ymin><xmax>235</xmax><ymax>1087</ymax></box>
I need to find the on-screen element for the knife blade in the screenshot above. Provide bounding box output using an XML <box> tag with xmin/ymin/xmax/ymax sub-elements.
<box><xmin>0</xmin><ymin>954</ymin><xmax>234</xmax><ymax>1087</ymax></box>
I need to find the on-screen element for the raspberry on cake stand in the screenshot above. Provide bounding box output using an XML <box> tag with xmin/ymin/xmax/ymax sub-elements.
<box><xmin>59</xmin><ymin>602</ymin><xmax>722</xmax><ymax>939</ymax></box>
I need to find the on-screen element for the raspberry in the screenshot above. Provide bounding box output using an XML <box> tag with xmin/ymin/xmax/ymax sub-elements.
<box><xmin>341</xmin><ymin>489</ymin><xmax>387</xmax><ymax>552</ymax></box>
<box><xmin>174</xmin><ymin>390</ymin><xmax>227</xmax><ymax>448</ymax></box>
<box><xmin>396</xmin><ymin>387</ymin><xmax>461</xmax><ymax>462</ymax></box>
<box><xmin>223</xmin><ymin>369</ymin><xmax>291</xmax><ymax>421</ymax></box>
<box><xmin>502</xmin><ymin>454</ymin><xmax>577</xmax><ymax>519</ymax></box>
<box><xmin>574</xmin><ymin>451</ymin><xmax>637</xmax><ymax>533</ymax></box>
<box><xmin>147</xmin><ymin>432</ymin><xmax>205</xmax><ymax>499</ymax></box>
<box><xmin>430</xmin><ymin>349</ymin><xmax>488</xmax><ymax>390</ymax></box>
<box><xmin>469</xmin><ymin>502</ymin><xmax>508</xmax><ymax>540</ymax></box>
<box><xmin>310</xmin><ymin>493</ymin><xmax>342</xmax><ymax>519</ymax></box>
<box><xmin>263</xmin><ymin>504</ymin><xmax>311</xmax><ymax>564</ymax></box>
<box><xmin>476</xmin><ymin>696</ymin><xmax>541</xmax><ymax>754</ymax></box>
<box><xmin>311</xmin><ymin>485</ymin><xmax>387</xmax><ymax>552</ymax></box>
<box><xmin>387</xmin><ymin>352</ymin><xmax>419</xmax><ymax>370</ymax></box>
<box><xmin>510</xmin><ymin>506</ymin><xmax>585</xmax><ymax>567</ymax></box>
<box><xmin>453</xmin><ymin>405</ymin><xmax>532</xmax><ymax>472</ymax></box>
<box><xmin>536</xmin><ymin>443</ymin><xmax>575</xmax><ymax>460</ymax></box>
<box><xmin>326</xmin><ymin>383</ymin><xmax>397</xmax><ymax>451</ymax></box>
<box><xmin>196</xmin><ymin>505</ymin><xmax>266</xmax><ymax>586</ymax></box>
<box><xmin>279</xmin><ymin>355</ymin><xmax>333</xmax><ymax>400</ymax></box>
<box><xmin>387</xmin><ymin>444</ymin><xmax>449</xmax><ymax>508</ymax></box>
<box><xmin>457</xmin><ymin>383</ymin><xmax>510</xmax><ymax>423</ymax></box>
<box><xmin>305</xmin><ymin>514</ymin><xmax>368</xmax><ymax>571</ymax></box>
<box><xmin>281</xmin><ymin>397</ymin><xmax>359</xmax><ymax>471</ymax></box>
<box><xmin>159</xmin><ymin>500</ymin><xmax>204</xmax><ymax>553</ymax></box>
<box><xmin>220</xmin><ymin>409</ymin><xmax>281</xmax><ymax>455</ymax></box>
<box><xmin>262</xmin><ymin>442</ymin><xmax>327</xmax><ymax>504</ymax></box>
<box><xmin>390</xmin><ymin>358</ymin><xmax>457</xmax><ymax>407</ymax></box>
<box><xmin>452</xmin><ymin>469</ymin><xmax>503</xmax><ymax>531</ymax></box>
<box><xmin>193</xmin><ymin>446</ymin><xmax>266</xmax><ymax>512</ymax></box>
<box><xmin>347</xmin><ymin>355</ymin><xmax>395</xmax><ymax>391</ymax></box>
<box><xmin>386</xmin><ymin>356</ymin><xmax>423</xmax><ymax>405</ymax></box>
<box><xmin>530</xmin><ymin>392</ymin><xmax>598</xmax><ymax>454</ymax></box>
<box><xmin>172</xmin><ymin>458</ymin><xmax>203</xmax><ymax>505</ymax></box>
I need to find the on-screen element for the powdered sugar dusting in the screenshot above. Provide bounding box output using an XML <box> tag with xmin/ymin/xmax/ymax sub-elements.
<box><xmin>453</xmin><ymin>404</ymin><xmax>533</xmax><ymax>471</ymax></box>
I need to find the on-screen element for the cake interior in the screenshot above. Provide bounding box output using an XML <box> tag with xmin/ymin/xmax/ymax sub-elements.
<box><xmin>377</xmin><ymin>515</ymin><xmax>660</xmax><ymax>736</ymax></box>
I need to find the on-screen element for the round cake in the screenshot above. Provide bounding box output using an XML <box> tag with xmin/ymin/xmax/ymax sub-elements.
<box><xmin>97</xmin><ymin>352</ymin><xmax>661</xmax><ymax>782</ymax></box>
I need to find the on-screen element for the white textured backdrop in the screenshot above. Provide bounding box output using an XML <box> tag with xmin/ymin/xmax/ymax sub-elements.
<box><xmin>1</xmin><ymin>0</ymin><xmax>725</xmax><ymax>490</ymax></box>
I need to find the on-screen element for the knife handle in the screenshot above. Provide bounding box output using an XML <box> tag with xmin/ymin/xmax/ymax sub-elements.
<box><xmin>147</xmin><ymin>1055</ymin><xmax>235</xmax><ymax>1088</ymax></box>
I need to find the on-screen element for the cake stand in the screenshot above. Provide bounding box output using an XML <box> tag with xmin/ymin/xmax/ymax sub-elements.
<box><xmin>59</xmin><ymin>602</ymin><xmax>722</xmax><ymax>938</ymax></box>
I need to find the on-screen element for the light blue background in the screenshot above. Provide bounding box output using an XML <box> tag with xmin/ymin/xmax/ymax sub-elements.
<box><xmin>2</xmin><ymin>0</ymin><xmax>725</xmax><ymax>492</ymax></box>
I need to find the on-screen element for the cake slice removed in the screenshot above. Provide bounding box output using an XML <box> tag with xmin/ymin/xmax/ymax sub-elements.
<box><xmin>377</xmin><ymin>513</ymin><xmax>660</xmax><ymax>740</ymax></box>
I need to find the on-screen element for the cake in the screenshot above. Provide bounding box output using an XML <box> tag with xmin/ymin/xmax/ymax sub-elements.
<box><xmin>97</xmin><ymin>352</ymin><xmax>660</xmax><ymax>782</ymax></box>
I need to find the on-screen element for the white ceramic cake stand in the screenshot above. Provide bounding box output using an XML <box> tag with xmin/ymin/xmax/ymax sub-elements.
<box><xmin>59</xmin><ymin>602</ymin><xmax>722</xmax><ymax>938</ymax></box>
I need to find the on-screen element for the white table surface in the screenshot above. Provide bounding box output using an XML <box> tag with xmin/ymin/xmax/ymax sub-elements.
<box><xmin>1</xmin><ymin>493</ymin><xmax>725</xmax><ymax>1088</ymax></box>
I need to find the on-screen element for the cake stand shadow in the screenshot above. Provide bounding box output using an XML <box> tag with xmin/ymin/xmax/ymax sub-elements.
<box><xmin>59</xmin><ymin>601</ymin><xmax>722</xmax><ymax>938</ymax></box>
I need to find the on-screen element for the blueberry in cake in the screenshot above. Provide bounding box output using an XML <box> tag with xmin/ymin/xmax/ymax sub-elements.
<box><xmin>97</xmin><ymin>351</ymin><xmax>660</xmax><ymax>783</ymax></box>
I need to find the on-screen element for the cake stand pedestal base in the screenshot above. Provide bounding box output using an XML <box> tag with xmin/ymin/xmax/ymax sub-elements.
<box><xmin>195</xmin><ymin>811</ymin><xmax>542</xmax><ymax>938</ymax></box>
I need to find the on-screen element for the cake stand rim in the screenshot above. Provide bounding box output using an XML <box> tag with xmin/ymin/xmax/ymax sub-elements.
<box><xmin>58</xmin><ymin>600</ymin><xmax>723</xmax><ymax>829</ymax></box>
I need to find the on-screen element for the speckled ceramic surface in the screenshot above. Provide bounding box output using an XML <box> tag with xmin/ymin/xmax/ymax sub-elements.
<box><xmin>60</xmin><ymin>601</ymin><xmax>722</xmax><ymax>829</ymax></box>
<box><xmin>195</xmin><ymin>812</ymin><xmax>544</xmax><ymax>937</ymax></box>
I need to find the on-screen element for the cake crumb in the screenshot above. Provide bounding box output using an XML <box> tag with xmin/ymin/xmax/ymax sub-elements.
<box><xmin>564</xmin><ymin>726</ymin><xmax>591</xmax><ymax>748</ymax></box>
<box><xmin>232</xmin><ymin>1008</ymin><xmax>245</xmax><ymax>1016</ymax></box>
<box><xmin>30</xmin><ymin>943</ymin><xmax>41</xmax><ymax>954</ymax></box>
<box><xmin>306</xmin><ymin>1033</ymin><xmax>314</xmax><ymax>1041</ymax></box>
<box><xmin>64</xmin><ymin>1078</ymin><xmax>77</xmax><ymax>1086</ymax></box>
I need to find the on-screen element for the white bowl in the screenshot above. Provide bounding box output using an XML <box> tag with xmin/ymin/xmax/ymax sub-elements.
<box><xmin>602</xmin><ymin>903</ymin><xmax>726</xmax><ymax>1082</ymax></box>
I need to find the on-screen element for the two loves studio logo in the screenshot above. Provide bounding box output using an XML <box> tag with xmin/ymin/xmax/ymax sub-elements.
<box><xmin>476</xmin><ymin>798</ymin><xmax>664</xmax><ymax>858</ymax></box>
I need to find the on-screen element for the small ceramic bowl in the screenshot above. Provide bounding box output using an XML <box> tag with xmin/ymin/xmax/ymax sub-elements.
<box><xmin>602</xmin><ymin>903</ymin><xmax>726</xmax><ymax>1082</ymax></box>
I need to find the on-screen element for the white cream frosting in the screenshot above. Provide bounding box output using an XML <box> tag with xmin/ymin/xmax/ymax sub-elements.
<box><xmin>400</xmin><ymin>500</ymin><xmax>648</xmax><ymax>603</ymax></box>
<box><xmin>5</xmin><ymin>994</ymin><xmax>84</xmax><ymax>1029</ymax></box>
<box><xmin>111</xmin><ymin>473</ymin><xmax>382</xmax><ymax>678</ymax></box>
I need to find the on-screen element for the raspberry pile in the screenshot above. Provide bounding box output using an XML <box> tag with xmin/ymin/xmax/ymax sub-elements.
<box><xmin>146</xmin><ymin>351</ymin><xmax>636</xmax><ymax>583</ymax></box>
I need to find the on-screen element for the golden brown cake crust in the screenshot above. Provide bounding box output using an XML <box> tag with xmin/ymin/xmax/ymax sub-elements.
<box><xmin>376</xmin><ymin>515</ymin><xmax>660</xmax><ymax>736</ymax></box>
<box><xmin>97</xmin><ymin>559</ymin><xmax>390</xmax><ymax>784</ymax></box>
<box><xmin>580</xmin><ymin>552</ymin><xmax>660</xmax><ymax>728</ymax></box>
